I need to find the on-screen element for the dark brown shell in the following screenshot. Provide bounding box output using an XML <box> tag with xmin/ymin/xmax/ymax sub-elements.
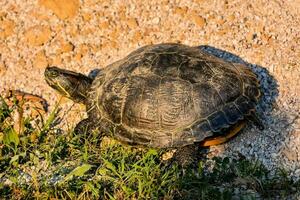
<box><xmin>88</xmin><ymin>43</ymin><xmax>261</xmax><ymax>148</ymax></box>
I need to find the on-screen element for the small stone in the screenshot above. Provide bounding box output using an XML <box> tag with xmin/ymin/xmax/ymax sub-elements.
<box><xmin>83</xmin><ymin>0</ymin><xmax>98</xmax><ymax>7</ymax></box>
<box><xmin>118</xmin><ymin>9</ymin><xmax>127</xmax><ymax>21</ymax></box>
<box><xmin>49</xmin><ymin>55</ymin><xmax>62</xmax><ymax>66</ymax></box>
<box><xmin>234</xmin><ymin>188</ymin><xmax>240</xmax><ymax>194</ymax></box>
<box><xmin>174</xmin><ymin>6</ymin><xmax>188</xmax><ymax>16</ymax></box>
<box><xmin>32</xmin><ymin>50</ymin><xmax>48</xmax><ymax>69</ymax></box>
<box><xmin>152</xmin><ymin>17</ymin><xmax>160</xmax><ymax>24</ymax></box>
<box><xmin>0</xmin><ymin>18</ymin><xmax>15</xmax><ymax>39</ymax></box>
<box><xmin>0</xmin><ymin>11</ymin><xmax>7</xmax><ymax>17</ymax></box>
<box><xmin>52</xmin><ymin>24</ymin><xmax>64</xmax><ymax>33</ymax></box>
<box><xmin>143</xmin><ymin>27</ymin><xmax>158</xmax><ymax>37</ymax></box>
<box><xmin>74</xmin><ymin>44</ymin><xmax>89</xmax><ymax>62</ymax></box>
<box><xmin>282</xmin><ymin>148</ymin><xmax>298</xmax><ymax>161</ymax></box>
<box><xmin>30</xmin><ymin>9</ymin><xmax>51</xmax><ymax>21</ymax></box>
<box><xmin>82</xmin><ymin>12</ymin><xmax>92</xmax><ymax>22</ymax></box>
<box><xmin>80</xmin><ymin>26</ymin><xmax>94</xmax><ymax>36</ymax></box>
<box><xmin>111</xmin><ymin>41</ymin><xmax>118</xmax><ymax>48</ymax></box>
<box><xmin>110</xmin><ymin>28</ymin><xmax>120</xmax><ymax>40</ymax></box>
<box><xmin>246</xmin><ymin>32</ymin><xmax>254</xmax><ymax>43</ymax></box>
<box><xmin>0</xmin><ymin>60</ymin><xmax>7</xmax><ymax>76</ymax></box>
<box><xmin>190</xmin><ymin>13</ymin><xmax>206</xmax><ymax>28</ymax></box>
<box><xmin>63</xmin><ymin>55</ymin><xmax>72</xmax><ymax>63</ymax></box>
<box><xmin>215</xmin><ymin>17</ymin><xmax>226</xmax><ymax>25</ymax></box>
<box><xmin>126</xmin><ymin>18</ymin><xmax>138</xmax><ymax>29</ymax></box>
<box><xmin>74</xmin><ymin>52</ymin><xmax>82</xmax><ymax>62</ymax></box>
<box><xmin>38</xmin><ymin>0</ymin><xmax>80</xmax><ymax>20</ymax></box>
<box><xmin>99</xmin><ymin>21</ymin><xmax>110</xmax><ymax>29</ymax></box>
<box><xmin>249</xmin><ymin>148</ymin><xmax>253</xmax><ymax>155</ymax></box>
<box><xmin>24</xmin><ymin>25</ymin><xmax>52</xmax><ymax>46</ymax></box>
<box><xmin>58</xmin><ymin>41</ymin><xmax>74</xmax><ymax>54</ymax></box>
<box><xmin>132</xmin><ymin>31</ymin><xmax>142</xmax><ymax>42</ymax></box>
<box><xmin>216</xmin><ymin>28</ymin><xmax>228</xmax><ymax>36</ymax></box>
<box><xmin>207</xmin><ymin>12</ymin><xmax>217</xmax><ymax>22</ymax></box>
<box><xmin>90</xmin><ymin>44</ymin><xmax>101</xmax><ymax>52</ymax></box>
<box><xmin>65</xmin><ymin>24</ymin><xmax>78</xmax><ymax>37</ymax></box>
<box><xmin>293</xmin><ymin>129</ymin><xmax>300</xmax><ymax>136</ymax></box>
<box><xmin>227</xmin><ymin>14</ymin><xmax>235</xmax><ymax>22</ymax></box>
<box><xmin>295</xmin><ymin>169</ymin><xmax>300</xmax><ymax>175</ymax></box>
<box><xmin>261</xmin><ymin>33</ymin><xmax>271</xmax><ymax>43</ymax></box>
<box><xmin>18</xmin><ymin>58</ymin><xmax>26</xmax><ymax>67</ymax></box>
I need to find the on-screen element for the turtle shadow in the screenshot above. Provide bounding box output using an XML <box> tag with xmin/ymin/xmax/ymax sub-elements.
<box><xmin>196</xmin><ymin>45</ymin><xmax>298</xmax><ymax>175</ymax></box>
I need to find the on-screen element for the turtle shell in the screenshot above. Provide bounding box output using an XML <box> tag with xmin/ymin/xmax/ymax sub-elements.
<box><xmin>88</xmin><ymin>43</ymin><xmax>261</xmax><ymax>148</ymax></box>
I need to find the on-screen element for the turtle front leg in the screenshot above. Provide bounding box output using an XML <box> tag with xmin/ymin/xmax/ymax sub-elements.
<box><xmin>74</xmin><ymin>117</ymin><xmax>113</xmax><ymax>135</ymax></box>
<box><xmin>74</xmin><ymin>117</ymin><xmax>113</xmax><ymax>145</ymax></box>
<box><xmin>74</xmin><ymin>118</ymin><xmax>99</xmax><ymax>135</ymax></box>
<box><xmin>74</xmin><ymin>118</ymin><xmax>103</xmax><ymax>145</ymax></box>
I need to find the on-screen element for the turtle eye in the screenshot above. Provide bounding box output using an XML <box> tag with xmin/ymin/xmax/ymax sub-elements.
<box><xmin>49</xmin><ymin>70</ymin><xmax>58</xmax><ymax>77</ymax></box>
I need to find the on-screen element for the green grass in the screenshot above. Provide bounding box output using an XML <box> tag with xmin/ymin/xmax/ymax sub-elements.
<box><xmin>0</xmin><ymin>98</ymin><xmax>299</xmax><ymax>200</ymax></box>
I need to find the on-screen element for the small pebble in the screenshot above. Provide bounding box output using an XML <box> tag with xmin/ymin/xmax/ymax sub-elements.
<box><xmin>38</xmin><ymin>0</ymin><xmax>80</xmax><ymax>20</ymax></box>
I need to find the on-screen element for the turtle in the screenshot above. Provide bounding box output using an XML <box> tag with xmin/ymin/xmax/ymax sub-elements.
<box><xmin>44</xmin><ymin>43</ymin><xmax>263</xmax><ymax>166</ymax></box>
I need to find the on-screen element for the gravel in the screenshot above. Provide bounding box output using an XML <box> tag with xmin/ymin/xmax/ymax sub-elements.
<box><xmin>0</xmin><ymin>0</ymin><xmax>299</xmax><ymax>180</ymax></box>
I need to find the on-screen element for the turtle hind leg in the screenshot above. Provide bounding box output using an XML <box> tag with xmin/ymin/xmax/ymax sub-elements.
<box><xmin>171</xmin><ymin>143</ymin><xmax>204</xmax><ymax>168</ymax></box>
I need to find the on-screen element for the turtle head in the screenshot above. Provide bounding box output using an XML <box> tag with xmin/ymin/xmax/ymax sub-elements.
<box><xmin>44</xmin><ymin>66</ymin><xmax>93</xmax><ymax>103</ymax></box>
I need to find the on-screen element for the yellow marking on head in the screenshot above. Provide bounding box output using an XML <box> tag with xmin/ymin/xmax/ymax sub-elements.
<box><xmin>56</xmin><ymin>82</ymin><xmax>71</xmax><ymax>98</ymax></box>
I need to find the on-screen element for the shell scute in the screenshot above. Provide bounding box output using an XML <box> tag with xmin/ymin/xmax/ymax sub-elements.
<box><xmin>207</xmin><ymin>111</ymin><xmax>229</xmax><ymax>132</ymax></box>
<box><xmin>234</xmin><ymin>96</ymin><xmax>255</xmax><ymax>115</ymax></box>
<box><xmin>222</xmin><ymin>103</ymin><xmax>243</xmax><ymax>124</ymax></box>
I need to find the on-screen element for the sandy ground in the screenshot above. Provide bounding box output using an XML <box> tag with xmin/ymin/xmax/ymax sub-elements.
<box><xmin>0</xmin><ymin>0</ymin><xmax>299</xmax><ymax>178</ymax></box>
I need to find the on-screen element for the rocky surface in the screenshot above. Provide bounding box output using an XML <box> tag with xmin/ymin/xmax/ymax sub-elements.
<box><xmin>0</xmin><ymin>0</ymin><xmax>299</xmax><ymax>181</ymax></box>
